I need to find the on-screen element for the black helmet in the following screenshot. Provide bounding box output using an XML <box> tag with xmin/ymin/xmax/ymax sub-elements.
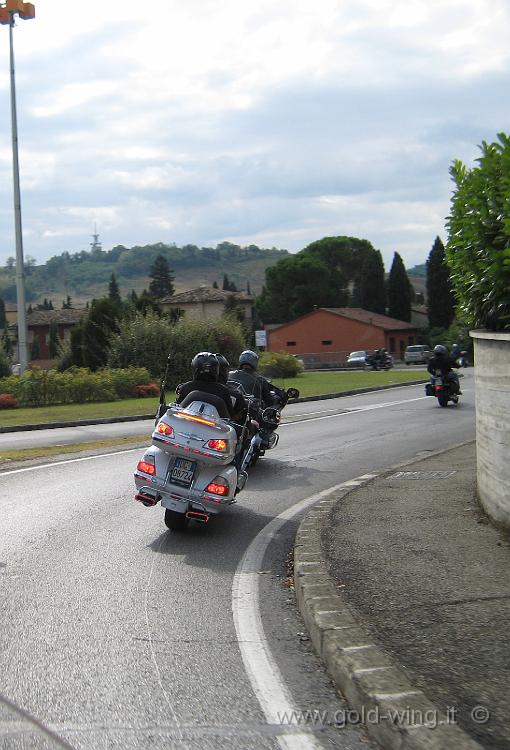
<box><xmin>239</xmin><ymin>350</ymin><xmax>259</xmax><ymax>370</ymax></box>
<box><xmin>191</xmin><ymin>351</ymin><xmax>219</xmax><ymax>381</ymax></box>
<box><xmin>215</xmin><ymin>353</ymin><xmax>230</xmax><ymax>384</ymax></box>
<box><xmin>433</xmin><ymin>344</ymin><xmax>448</xmax><ymax>357</ymax></box>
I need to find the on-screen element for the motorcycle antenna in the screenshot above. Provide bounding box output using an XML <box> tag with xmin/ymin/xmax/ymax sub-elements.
<box><xmin>156</xmin><ymin>354</ymin><xmax>172</xmax><ymax>422</ymax></box>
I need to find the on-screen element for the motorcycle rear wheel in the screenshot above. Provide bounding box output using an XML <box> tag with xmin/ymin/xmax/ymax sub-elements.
<box><xmin>164</xmin><ymin>509</ymin><xmax>189</xmax><ymax>532</ymax></box>
<box><xmin>438</xmin><ymin>392</ymin><xmax>449</xmax><ymax>407</ymax></box>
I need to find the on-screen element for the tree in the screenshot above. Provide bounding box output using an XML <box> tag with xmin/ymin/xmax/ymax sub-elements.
<box><xmin>108</xmin><ymin>272</ymin><xmax>121</xmax><ymax>303</ymax></box>
<box><xmin>246</xmin><ymin>280</ymin><xmax>252</xmax><ymax>295</ymax></box>
<box><xmin>0</xmin><ymin>298</ymin><xmax>6</xmax><ymax>329</ymax></box>
<box><xmin>82</xmin><ymin>298</ymin><xmax>120</xmax><ymax>370</ymax></box>
<box><xmin>257</xmin><ymin>254</ymin><xmax>348</xmax><ymax>323</ymax></box>
<box><xmin>30</xmin><ymin>337</ymin><xmax>40</xmax><ymax>360</ymax></box>
<box><xmin>212</xmin><ymin>280</ymin><xmax>219</xmax><ymax>289</ymax></box>
<box><xmin>222</xmin><ymin>273</ymin><xmax>237</xmax><ymax>292</ymax></box>
<box><xmin>359</xmin><ymin>249</ymin><xmax>386</xmax><ymax>314</ymax></box>
<box><xmin>62</xmin><ymin>295</ymin><xmax>73</xmax><ymax>309</ymax></box>
<box><xmin>2</xmin><ymin>329</ymin><xmax>13</xmax><ymax>357</ymax></box>
<box><xmin>48</xmin><ymin>319</ymin><xmax>60</xmax><ymax>359</ymax></box>
<box><xmin>446</xmin><ymin>133</ymin><xmax>510</xmax><ymax>330</ymax></box>
<box><xmin>149</xmin><ymin>254</ymin><xmax>175</xmax><ymax>298</ymax></box>
<box><xmin>387</xmin><ymin>252</ymin><xmax>412</xmax><ymax>322</ymax></box>
<box><xmin>426</xmin><ymin>237</ymin><xmax>455</xmax><ymax>329</ymax></box>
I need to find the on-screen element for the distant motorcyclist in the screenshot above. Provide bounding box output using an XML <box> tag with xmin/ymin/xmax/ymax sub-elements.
<box><xmin>427</xmin><ymin>344</ymin><xmax>461</xmax><ymax>394</ymax></box>
<box><xmin>450</xmin><ymin>343</ymin><xmax>461</xmax><ymax>363</ymax></box>
<box><xmin>228</xmin><ymin>350</ymin><xmax>281</xmax><ymax>407</ymax></box>
<box><xmin>176</xmin><ymin>352</ymin><xmax>237</xmax><ymax>419</ymax></box>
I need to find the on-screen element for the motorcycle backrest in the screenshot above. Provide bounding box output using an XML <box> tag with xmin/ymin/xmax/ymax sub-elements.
<box><xmin>179</xmin><ymin>390</ymin><xmax>230</xmax><ymax>419</ymax></box>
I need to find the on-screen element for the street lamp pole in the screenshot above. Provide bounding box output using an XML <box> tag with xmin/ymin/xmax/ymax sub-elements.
<box><xmin>1</xmin><ymin>1</ymin><xmax>35</xmax><ymax>373</ymax></box>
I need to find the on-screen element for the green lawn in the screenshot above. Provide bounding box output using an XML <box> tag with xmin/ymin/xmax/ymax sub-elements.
<box><xmin>0</xmin><ymin>370</ymin><xmax>426</xmax><ymax>428</ymax></box>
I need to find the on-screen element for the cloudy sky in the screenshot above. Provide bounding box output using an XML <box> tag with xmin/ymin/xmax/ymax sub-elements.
<box><xmin>0</xmin><ymin>0</ymin><xmax>509</xmax><ymax>270</ymax></box>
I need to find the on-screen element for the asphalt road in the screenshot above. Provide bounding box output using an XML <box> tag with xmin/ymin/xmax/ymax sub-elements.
<box><xmin>0</xmin><ymin>373</ymin><xmax>475</xmax><ymax>749</ymax></box>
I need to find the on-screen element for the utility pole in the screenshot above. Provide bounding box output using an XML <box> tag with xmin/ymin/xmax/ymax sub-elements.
<box><xmin>1</xmin><ymin>1</ymin><xmax>35</xmax><ymax>373</ymax></box>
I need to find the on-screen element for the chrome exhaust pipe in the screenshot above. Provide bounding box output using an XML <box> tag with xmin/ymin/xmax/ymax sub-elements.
<box><xmin>186</xmin><ymin>510</ymin><xmax>210</xmax><ymax>523</ymax></box>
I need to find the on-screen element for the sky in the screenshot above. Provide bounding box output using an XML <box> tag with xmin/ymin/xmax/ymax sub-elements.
<box><xmin>0</xmin><ymin>0</ymin><xmax>509</xmax><ymax>271</ymax></box>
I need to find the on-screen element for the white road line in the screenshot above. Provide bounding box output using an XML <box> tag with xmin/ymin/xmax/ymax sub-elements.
<box><xmin>232</xmin><ymin>478</ymin><xmax>366</xmax><ymax>749</ymax></box>
<box><xmin>282</xmin><ymin>394</ymin><xmax>429</xmax><ymax>426</ymax></box>
<box><xmin>0</xmin><ymin>448</ymin><xmax>140</xmax><ymax>477</ymax></box>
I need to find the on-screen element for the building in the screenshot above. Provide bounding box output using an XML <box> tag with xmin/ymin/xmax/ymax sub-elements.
<box><xmin>3</xmin><ymin>302</ymin><xmax>17</xmax><ymax>327</ymax></box>
<box><xmin>27</xmin><ymin>308</ymin><xmax>88</xmax><ymax>360</ymax></box>
<box><xmin>266</xmin><ymin>307</ymin><xmax>418</xmax><ymax>366</ymax></box>
<box><xmin>160</xmin><ymin>287</ymin><xmax>254</xmax><ymax>321</ymax></box>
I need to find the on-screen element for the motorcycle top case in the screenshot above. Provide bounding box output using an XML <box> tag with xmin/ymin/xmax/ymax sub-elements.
<box><xmin>152</xmin><ymin>402</ymin><xmax>237</xmax><ymax>467</ymax></box>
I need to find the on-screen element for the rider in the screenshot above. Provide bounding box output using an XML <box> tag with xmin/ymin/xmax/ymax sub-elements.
<box><xmin>450</xmin><ymin>343</ymin><xmax>462</xmax><ymax>363</ymax></box>
<box><xmin>228</xmin><ymin>350</ymin><xmax>280</xmax><ymax>407</ymax></box>
<box><xmin>215</xmin><ymin>353</ymin><xmax>249</xmax><ymax>424</ymax></box>
<box><xmin>176</xmin><ymin>352</ymin><xmax>237</xmax><ymax>419</ymax></box>
<box><xmin>427</xmin><ymin>344</ymin><xmax>461</xmax><ymax>394</ymax></box>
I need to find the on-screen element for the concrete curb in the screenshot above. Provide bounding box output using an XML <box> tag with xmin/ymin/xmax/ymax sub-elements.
<box><xmin>294</xmin><ymin>441</ymin><xmax>482</xmax><ymax>750</ymax></box>
<box><xmin>0</xmin><ymin>379</ymin><xmax>428</xmax><ymax>433</ymax></box>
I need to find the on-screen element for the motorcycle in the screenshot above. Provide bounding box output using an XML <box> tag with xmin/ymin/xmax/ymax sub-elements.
<box><xmin>425</xmin><ymin>371</ymin><xmax>459</xmax><ymax>407</ymax></box>
<box><xmin>228</xmin><ymin>381</ymin><xmax>300</xmax><ymax>469</ymax></box>
<box><xmin>134</xmin><ymin>358</ymin><xmax>249</xmax><ymax>532</ymax></box>
<box><xmin>365</xmin><ymin>352</ymin><xmax>393</xmax><ymax>371</ymax></box>
<box><xmin>458</xmin><ymin>351</ymin><xmax>469</xmax><ymax>368</ymax></box>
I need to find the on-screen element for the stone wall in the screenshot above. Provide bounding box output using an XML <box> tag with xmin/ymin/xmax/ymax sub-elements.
<box><xmin>471</xmin><ymin>331</ymin><xmax>510</xmax><ymax>528</ymax></box>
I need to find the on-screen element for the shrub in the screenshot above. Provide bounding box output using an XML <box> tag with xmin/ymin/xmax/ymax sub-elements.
<box><xmin>132</xmin><ymin>383</ymin><xmax>160</xmax><ymax>397</ymax></box>
<box><xmin>0</xmin><ymin>349</ymin><xmax>11</xmax><ymax>378</ymax></box>
<box><xmin>446</xmin><ymin>132</ymin><xmax>510</xmax><ymax>330</ymax></box>
<box><xmin>107</xmin><ymin>311</ymin><xmax>174</xmax><ymax>378</ymax></box>
<box><xmin>0</xmin><ymin>393</ymin><xmax>18</xmax><ymax>409</ymax></box>
<box><xmin>259</xmin><ymin>351</ymin><xmax>304</xmax><ymax>378</ymax></box>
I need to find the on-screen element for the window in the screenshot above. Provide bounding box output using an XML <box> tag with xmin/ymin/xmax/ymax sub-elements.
<box><xmin>286</xmin><ymin>341</ymin><xmax>296</xmax><ymax>346</ymax></box>
<box><xmin>321</xmin><ymin>340</ymin><xmax>332</xmax><ymax>346</ymax></box>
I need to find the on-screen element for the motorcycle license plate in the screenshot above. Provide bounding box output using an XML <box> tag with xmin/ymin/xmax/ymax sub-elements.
<box><xmin>169</xmin><ymin>458</ymin><xmax>196</xmax><ymax>488</ymax></box>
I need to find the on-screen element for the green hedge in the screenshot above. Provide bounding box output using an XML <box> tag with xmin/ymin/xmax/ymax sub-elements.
<box><xmin>0</xmin><ymin>367</ymin><xmax>152</xmax><ymax>407</ymax></box>
<box><xmin>259</xmin><ymin>351</ymin><xmax>304</xmax><ymax>378</ymax></box>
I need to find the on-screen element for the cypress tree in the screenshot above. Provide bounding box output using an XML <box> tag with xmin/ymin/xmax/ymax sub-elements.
<box><xmin>108</xmin><ymin>272</ymin><xmax>121</xmax><ymax>303</ymax></box>
<box><xmin>388</xmin><ymin>252</ymin><xmax>412</xmax><ymax>322</ymax></box>
<box><xmin>359</xmin><ymin>249</ymin><xmax>386</xmax><ymax>314</ymax></box>
<box><xmin>48</xmin><ymin>319</ymin><xmax>60</xmax><ymax>359</ymax></box>
<box><xmin>0</xmin><ymin>298</ymin><xmax>6</xmax><ymax>329</ymax></box>
<box><xmin>149</xmin><ymin>255</ymin><xmax>175</xmax><ymax>298</ymax></box>
<box><xmin>426</xmin><ymin>237</ymin><xmax>455</xmax><ymax>329</ymax></box>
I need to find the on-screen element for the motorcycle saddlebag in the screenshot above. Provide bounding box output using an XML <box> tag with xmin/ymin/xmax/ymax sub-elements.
<box><xmin>425</xmin><ymin>383</ymin><xmax>435</xmax><ymax>396</ymax></box>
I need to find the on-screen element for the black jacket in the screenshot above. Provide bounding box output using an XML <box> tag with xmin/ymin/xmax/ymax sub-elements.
<box><xmin>427</xmin><ymin>355</ymin><xmax>459</xmax><ymax>376</ymax></box>
<box><xmin>228</xmin><ymin>367</ymin><xmax>275</xmax><ymax>406</ymax></box>
<box><xmin>176</xmin><ymin>380</ymin><xmax>238</xmax><ymax>420</ymax></box>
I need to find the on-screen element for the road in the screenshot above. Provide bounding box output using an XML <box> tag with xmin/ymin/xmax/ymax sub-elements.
<box><xmin>0</xmin><ymin>374</ymin><xmax>475</xmax><ymax>749</ymax></box>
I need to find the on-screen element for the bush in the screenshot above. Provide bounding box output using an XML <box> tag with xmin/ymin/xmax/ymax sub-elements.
<box><xmin>132</xmin><ymin>383</ymin><xmax>160</xmax><ymax>397</ymax></box>
<box><xmin>107</xmin><ymin>311</ymin><xmax>174</xmax><ymax>378</ymax></box>
<box><xmin>0</xmin><ymin>349</ymin><xmax>11</xmax><ymax>378</ymax></box>
<box><xmin>0</xmin><ymin>367</ymin><xmax>153</xmax><ymax>406</ymax></box>
<box><xmin>259</xmin><ymin>351</ymin><xmax>304</xmax><ymax>378</ymax></box>
<box><xmin>0</xmin><ymin>393</ymin><xmax>18</xmax><ymax>409</ymax></box>
<box><xmin>446</xmin><ymin>133</ymin><xmax>510</xmax><ymax>330</ymax></box>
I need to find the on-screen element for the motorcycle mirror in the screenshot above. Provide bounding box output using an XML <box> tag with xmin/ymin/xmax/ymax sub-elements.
<box><xmin>286</xmin><ymin>388</ymin><xmax>300</xmax><ymax>399</ymax></box>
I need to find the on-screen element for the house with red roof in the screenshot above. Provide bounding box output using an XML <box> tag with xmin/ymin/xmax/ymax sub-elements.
<box><xmin>266</xmin><ymin>307</ymin><xmax>419</xmax><ymax>366</ymax></box>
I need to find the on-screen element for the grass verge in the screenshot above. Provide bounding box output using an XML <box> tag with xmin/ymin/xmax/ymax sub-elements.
<box><xmin>0</xmin><ymin>370</ymin><xmax>427</xmax><ymax>429</ymax></box>
<box><xmin>0</xmin><ymin>433</ymin><xmax>150</xmax><ymax>469</ymax></box>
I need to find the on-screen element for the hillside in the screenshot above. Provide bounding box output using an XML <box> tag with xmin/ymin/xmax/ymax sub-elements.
<box><xmin>0</xmin><ymin>241</ymin><xmax>289</xmax><ymax>307</ymax></box>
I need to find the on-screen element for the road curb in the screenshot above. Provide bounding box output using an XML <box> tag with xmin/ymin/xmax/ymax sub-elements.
<box><xmin>0</xmin><ymin>379</ymin><xmax>428</xmax><ymax>433</ymax></box>
<box><xmin>294</xmin><ymin>441</ymin><xmax>482</xmax><ymax>750</ymax></box>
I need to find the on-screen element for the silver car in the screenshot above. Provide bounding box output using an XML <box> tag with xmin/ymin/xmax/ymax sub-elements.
<box><xmin>404</xmin><ymin>345</ymin><xmax>431</xmax><ymax>365</ymax></box>
<box><xmin>346</xmin><ymin>350</ymin><xmax>370</xmax><ymax>368</ymax></box>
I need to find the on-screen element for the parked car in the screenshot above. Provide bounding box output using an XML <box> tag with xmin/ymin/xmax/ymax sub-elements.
<box><xmin>404</xmin><ymin>345</ymin><xmax>432</xmax><ymax>365</ymax></box>
<box><xmin>346</xmin><ymin>350</ymin><xmax>370</xmax><ymax>368</ymax></box>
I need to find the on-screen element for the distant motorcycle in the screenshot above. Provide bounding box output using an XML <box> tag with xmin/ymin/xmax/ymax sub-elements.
<box><xmin>425</xmin><ymin>371</ymin><xmax>459</xmax><ymax>407</ymax></box>
<box><xmin>365</xmin><ymin>352</ymin><xmax>393</xmax><ymax>371</ymax></box>
<box><xmin>458</xmin><ymin>351</ymin><xmax>469</xmax><ymax>367</ymax></box>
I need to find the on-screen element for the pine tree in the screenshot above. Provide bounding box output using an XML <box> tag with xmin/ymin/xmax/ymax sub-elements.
<box><xmin>108</xmin><ymin>272</ymin><xmax>121</xmax><ymax>303</ymax></box>
<box><xmin>149</xmin><ymin>255</ymin><xmax>175</xmax><ymax>298</ymax></box>
<box><xmin>387</xmin><ymin>252</ymin><xmax>412</xmax><ymax>322</ymax></box>
<box><xmin>426</xmin><ymin>237</ymin><xmax>455</xmax><ymax>329</ymax></box>
<box><xmin>246</xmin><ymin>280</ymin><xmax>251</xmax><ymax>295</ymax></box>
<box><xmin>212</xmin><ymin>280</ymin><xmax>219</xmax><ymax>289</ymax></box>
<box><xmin>62</xmin><ymin>295</ymin><xmax>73</xmax><ymax>309</ymax></box>
<box><xmin>30</xmin><ymin>337</ymin><xmax>40</xmax><ymax>360</ymax></box>
<box><xmin>359</xmin><ymin>249</ymin><xmax>386</xmax><ymax>314</ymax></box>
<box><xmin>48</xmin><ymin>319</ymin><xmax>60</xmax><ymax>359</ymax></box>
<box><xmin>222</xmin><ymin>273</ymin><xmax>230</xmax><ymax>291</ymax></box>
<box><xmin>0</xmin><ymin>298</ymin><xmax>6</xmax><ymax>329</ymax></box>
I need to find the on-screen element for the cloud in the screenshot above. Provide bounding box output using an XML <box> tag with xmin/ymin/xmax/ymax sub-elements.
<box><xmin>0</xmin><ymin>0</ymin><xmax>509</xmax><ymax>271</ymax></box>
